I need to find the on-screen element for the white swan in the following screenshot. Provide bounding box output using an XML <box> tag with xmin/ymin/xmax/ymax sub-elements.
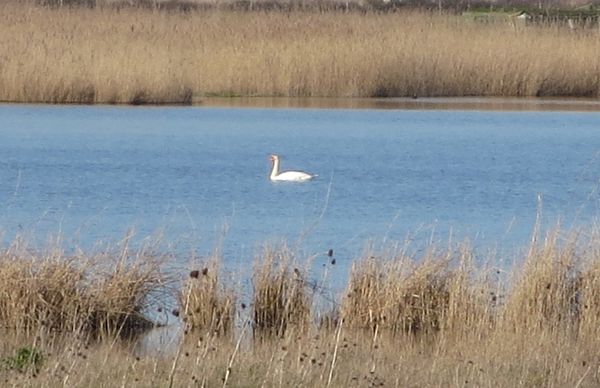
<box><xmin>269</xmin><ymin>154</ymin><xmax>316</xmax><ymax>182</ymax></box>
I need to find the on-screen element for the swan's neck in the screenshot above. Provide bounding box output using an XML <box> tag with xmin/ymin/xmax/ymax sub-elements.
<box><xmin>270</xmin><ymin>159</ymin><xmax>280</xmax><ymax>179</ymax></box>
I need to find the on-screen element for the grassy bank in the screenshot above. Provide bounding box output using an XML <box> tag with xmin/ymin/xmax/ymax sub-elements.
<box><xmin>2</xmin><ymin>229</ymin><xmax>600</xmax><ymax>386</ymax></box>
<box><xmin>1</xmin><ymin>4</ymin><xmax>600</xmax><ymax>104</ymax></box>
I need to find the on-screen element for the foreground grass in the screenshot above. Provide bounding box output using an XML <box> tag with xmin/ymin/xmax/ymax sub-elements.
<box><xmin>1</xmin><ymin>4</ymin><xmax>600</xmax><ymax>104</ymax></box>
<box><xmin>3</xmin><ymin>328</ymin><xmax>598</xmax><ymax>387</ymax></box>
<box><xmin>0</xmin><ymin>237</ymin><xmax>169</xmax><ymax>338</ymax></box>
<box><xmin>2</xmin><ymin>228</ymin><xmax>600</xmax><ymax>386</ymax></box>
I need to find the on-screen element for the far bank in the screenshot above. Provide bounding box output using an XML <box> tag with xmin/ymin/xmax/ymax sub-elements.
<box><xmin>1</xmin><ymin>4</ymin><xmax>599</xmax><ymax>104</ymax></box>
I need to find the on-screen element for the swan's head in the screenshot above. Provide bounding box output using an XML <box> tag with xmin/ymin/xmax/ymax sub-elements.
<box><xmin>269</xmin><ymin>154</ymin><xmax>279</xmax><ymax>161</ymax></box>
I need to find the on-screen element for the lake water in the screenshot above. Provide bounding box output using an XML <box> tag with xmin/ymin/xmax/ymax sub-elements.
<box><xmin>1</xmin><ymin>100</ymin><xmax>600</xmax><ymax>281</ymax></box>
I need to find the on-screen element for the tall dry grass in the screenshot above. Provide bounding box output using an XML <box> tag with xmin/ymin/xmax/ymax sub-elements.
<box><xmin>4</xmin><ymin>228</ymin><xmax>600</xmax><ymax>386</ymax></box>
<box><xmin>500</xmin><ymin>230</ymin><xmax>580</xmax><ymax>335</ymax></box>
<box><xmin>340</xmin><ymin>244</ymin><xmax>495</xmax><ymax>345</ymax></box>
<box><xmin>251</xmin><ymin>246</ymin><xmax>311</xmax><ymax>337</ymax></box>
<box><xmin>180</xmin><ymin>259</ymin><xmax>236</xmax><ymax>336</ymax></box>
<box><xmin>1</xmin><ymin>4</ymin><xmax>599</xmax><ymax>103</ymax></box>
<box><xmin>0</xmin><ymin>238</ymin><xmax>168</xmax><ymax>338</ymax></box>
<box><xmin>579</xmin><ymin>255</ymin><xmax>600</xmax><ymax>341</ymax></box>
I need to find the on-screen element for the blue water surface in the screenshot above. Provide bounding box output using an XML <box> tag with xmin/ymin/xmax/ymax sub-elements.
<box><xmin>1</xmin><ymin>104</ymin><xmax>600</xmax><ymax>277</ymax></box>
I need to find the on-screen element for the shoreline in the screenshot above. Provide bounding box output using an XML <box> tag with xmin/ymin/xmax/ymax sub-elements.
<box><xmin>196</xmin><ymin>96</ymin><xmax>600</xmax><ymax>111</ymax></box>
<box><xmin>3</xmin><ymin>96</ymin><xmax>600</xmax><ymax>112</ymax></box>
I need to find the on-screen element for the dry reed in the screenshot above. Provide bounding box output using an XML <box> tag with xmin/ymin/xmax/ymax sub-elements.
<box><xmin>341</xmin><ymin>244</ymin><xmax>491</xmax><ymax>338</ymax></box>
<box><xmin>574</xmin><ymin>232</ymin><xmax>600</xmax><ymax>342</ymax></box>
<box><xmin>252</xmin><ymin>246</ymin><xmax>311</xmax><ymax>337</ymax></box>
<box><xmin>1</xmin><ymin>4</ymin><xmax>599</xmax><ymax>104</ymax></box>
<box><xmin>3</xmin><ymin>228</ymin><xmax>600</xmax><ymax>386</ymax></box>
<box><xmin>0</xmin><ymin>239</ymin><xmax>166</xmax><ymax>338</ymax></box>
<box><xmin>501</xmin><ymin>230</ymin><xmax>581</xmax><ymax>335</ymax></box>
<box><xmin>180</xmin><ymin>260</ymin><xmax>236</xmax><ymax>336</ymax></box>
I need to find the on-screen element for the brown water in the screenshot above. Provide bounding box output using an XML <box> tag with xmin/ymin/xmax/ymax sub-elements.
<box><xmin>197</xmin><ymin>96</ymin><xmax>600</xmax><ymax>111</ymax></box>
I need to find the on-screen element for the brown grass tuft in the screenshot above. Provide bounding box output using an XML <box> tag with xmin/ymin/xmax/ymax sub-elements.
<box><xmin>0</xmin><ymin>239</ymin><xmax>166</xmax><ymax>338</ymax></box>
<box><xmin>180</xmin><ymin>259</ymin><xmax>236</xmax><ymax>336</ymax></box>
<box><xmin>0</xmin><ymin>252</ymin><xmax>85</xmax><ymax>335</ymax></box>
<box><xmin>576</xmin><ymin>233</ymin><xmax>600</xmax><ymax>342</ymax></box>
<box><xmin>252</xmin><ymin>246</ymin><xmax>311</xmax><ymax>337</ymax></box>
<box><xmin>84</xmin><ymin>252</ymin><xmax>165</xmax><ymax>337</ymax></box>
<box><xmin>341</xmin><ymin>246</ymin><xmax>484</xmax><ymax>336</ymax></box>
<box><xmin>501</xmin><ymin>230</ymin><xmax>580</xmax><ymax>334</ymax></box>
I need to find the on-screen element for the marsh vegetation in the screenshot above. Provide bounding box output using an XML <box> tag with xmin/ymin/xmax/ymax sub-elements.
<box><xmin>1</xmin><ymin>3</ymin><xmax>600</xmax><ymax>104</ymax></box>
<box><xmin>2</xmin><ymin>226</ymin><xmax>600</xmax><ymax>386</ymax></box>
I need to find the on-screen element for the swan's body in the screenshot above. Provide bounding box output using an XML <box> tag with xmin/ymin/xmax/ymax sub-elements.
<box><xmin>269</xmin><ymin>154</ymin><xmax>315</xmax><ymax>182</ymax></box>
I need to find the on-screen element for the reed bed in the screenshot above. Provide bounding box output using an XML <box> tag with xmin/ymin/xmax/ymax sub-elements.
<box><xmin>0</xmin><ymin>239</ymin><xmax>167</xmax><ymax>338</ymax></box>
<box><xmin>500</xmin><ymin>230</ymin><xmax>580</xmax><ymax>335</ymax></box>
<box><xmin>251</xmin><ymin>246</ymin><xmax>311</xmax><ymax>337</ymax></box>
<box><xmin>1</xmin><ymin>4</ymin><xmax>600</xmax><ymax>104</ymax></box>
<box><xmin>4</xmin><ymin>228</ymin><xmax>600</xmax><ymax>386</ymax></box>
<box><xmin>342</xmin><ymin>250</ymin><xmax>455</xmax><ymax>335</ymax></box>
<box><xmin>180</xmin><ymin>260</ymin><xmax>236</xmax><ymax>336</ymax></box>
<box><xmin>341</xmin><ymin>245</ymin><xmax>492</xmax><ymax>339</ymax></box>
